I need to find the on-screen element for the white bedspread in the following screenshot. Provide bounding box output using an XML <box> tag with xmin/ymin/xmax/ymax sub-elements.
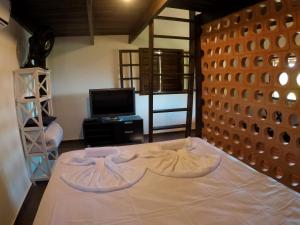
<box><xmin>33</xmin><ymin>138</ymin><xmax>300</xmax><ymax>225</ymax></box>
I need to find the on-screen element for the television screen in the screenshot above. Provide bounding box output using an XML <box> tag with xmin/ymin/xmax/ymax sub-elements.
<box><xmin>89</xmin><ymin>88</ymin><xmax>135</xmax><ymax>117</ymax></box>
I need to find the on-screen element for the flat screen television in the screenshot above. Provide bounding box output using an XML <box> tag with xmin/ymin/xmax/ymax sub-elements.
<box><xmin>89</xmin><ymin>88</ymin><xmax>135</xmax><ymax>118</ymax></box>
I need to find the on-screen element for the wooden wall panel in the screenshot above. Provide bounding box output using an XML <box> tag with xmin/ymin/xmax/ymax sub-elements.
<box><xmin>201</xmin><ymin>0</ymin><xmax>300</xmax><ymax>192</ymax></box>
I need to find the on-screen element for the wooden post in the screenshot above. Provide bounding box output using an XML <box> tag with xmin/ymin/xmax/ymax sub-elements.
<box><xmin>148</xmin><ymin>20</ymin><xmax>154</xmax><ymax>142</ymax></box>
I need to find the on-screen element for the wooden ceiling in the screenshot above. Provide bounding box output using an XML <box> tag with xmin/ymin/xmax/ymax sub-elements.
<box><xmin>11</xmin><ymin>0</ymin><xmax>262</xmax><ymax>41</ymax></box>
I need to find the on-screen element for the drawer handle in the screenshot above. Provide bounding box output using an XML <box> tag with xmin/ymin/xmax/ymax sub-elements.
<box><xmin>124</xmin><ymin>130</ymin><xmax>134</xmax><ymax>134</ymax></box>
<box><xmin>124</xmin><ymin>121</ymin><xmax>133</xmax><ymax>124</ymax></box>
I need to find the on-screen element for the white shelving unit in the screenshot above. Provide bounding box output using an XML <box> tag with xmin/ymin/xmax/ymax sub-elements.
<box><xmin>14</xmin><ymin>67</ymin><xmax>58</xmax><ymax>182</ymax></box>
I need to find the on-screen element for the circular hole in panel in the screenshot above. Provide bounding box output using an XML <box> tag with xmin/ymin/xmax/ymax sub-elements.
<box><xmin>223</xmin><ymin>18</ymin><xmax>230</xmax><ymax>28</ymax></box>
<box><xmin>224</xmin><ymin>45</ymin><xmax>232</xmax><ymax>54</ymax></box>
<box><xmin>230</xmin><ymin>88</ymin><xmax>238</xmax><ymax>97</ymax></box>
<box><xmin>285</xmin><ymin>153</ymin><xmax>296</xmax><ymax>166</ymax></box>
<box><xmin>220</xmin><ymin>88</ymin><xmax>228</xmax><ymax>96</ymax></box>
<box><xmin>247</xmin><ymin>73</ymin><xmax>256</xmax><ymax>84</ymax></box>
<box><xmin>255</xmin><ymin>90</ymin><xmax>264</xmax><ymax>101</ymax></box>
<box><xmin>206</xmin><ymin>26</ymin><xmax>212</xmax><ymax>33</ymax></box>
<box><xmin>224</xmin><ymin>102</ymin><xmax>230</xmax><ymax>112</ymax></box>
<box><xmin>294</xmin><ymin>32</ymin><xmax>300</xmax><ymax>46</ymax></box>
<box><xmin>261</xmin><ymin>72</ymin><xmax>271</xmax><ymax>84</ymax></box>
<box><xmin>212</xmin><ymin>61</ymin><xmax>217</xmax><ymax>68</ymax></box>
<box><xmin>251</xmin><ymin>123</ymin><xmax>260</xmax><ymax>135</ymax></box>
<box><xmin>260</xmin><ymin>38</ymin><xmax>270</xmax><ymax>50</ymax></box>
<box><xmin>280</xmin><ymin>132</ymin><xmax>291</xmax><ymax>145</ymax></box>
<box><xmin>219</xmin><ymin>115</ymin><xmax>225</xmax><ymax>124</ymax></box>
<box><xmin>258</xmin><ymin>108</ymin><xmax>268</xmax><ymax>120</ymax></box>
<box><xmin>286</xmin><ymin>53</ymin><xmax>297</xmax><ymax>68</ymax></box>
<box><xmin>297</xmin><ymin>73</ymin><xmax>300</xmax><ymax>86</ymax></box>
<box><xmin>246</xmin><ymin>9</ymin><xmax>253</xmax><ymax>21</ymax></box>
<box><xmin>224</xmin><ymin>73</ymin><xmax>232</xmax><ymax>82</ymax></box>
<box><xmin>210</xmin><ymin>112</ymin><xmax>216</xmax><ymax>121</ymax></box>
<box><xmin>230</xmin><ymin>58</ymin><xmax>238</xmax><ymax>68</ymax></box>
<box><xmin>270</xmin><ymin>147</ymin><xmax>281</xmax><ymax>159</ymax></box>
<box><xmin>272</xmin><ymin>111</ymin><xmax>283</xmax><ymax>124</ymax></box>
<box><xmin>278</xmin><ymin>72</ymin><xmax>288</xmax><ymax>85</ymax></box>
<box><xmin>229</xmin><ymin>118</ymin><xmax>236</xmax><ymax>128</ymax></box>
<box><xmin>235</xmin><ymin>73</ymin><xmax>243</xmax><ymax>82</ymax></box>
<box><xmin>215</xmin><ymin>100</ymin><xmax>221</xmax><ymax>109</ymax></box>
<box><xmin>220</xmin><ymin>33</ymin><xmax>227</xmax><ymax>41</ymax></box>
<box><xmin>287</xmin><ymin>92</ymin><xmax>297</xmax><ymax>106</ymax></box>
<box><xmin>235</xmin><ymin>43</ymin><xmax>243</xmax><ymax>53</ymax></box>
<box><xmin>239</xmin><ymin>120</ymin><xmax>247</xmax><ymax>131</ymax></box>
<box><xmin>259</xmin><ymin>4</ymin><xmax>267</xmax><ymax>15</ymax></box>
<box><xmin>223</xmin><ymin>130</ymin><xmax>230</xmax><ymax>140</ymax></box>
<box><xmin>215</xmin><ymin>23</ymin><xmax>221</xmax><ymax>31</ymax></box>
<box><xmin>215</xmin><ymin>47</ymin><xmax>222</xmax><ymax>55</ymax></box>
<box><xmin>211</xmin><ymin>87</ymin><xmax>217</xmax><ymax>95</ymax></box>
<box><xmin>241</xmin><ymin>26</ymin><xmax>249</xmax><ymax>36</ymax></box>
<box><xmin>261</xmin><ymin>160</ymin><xmax>269</xmax><ymax>172</ymax></box>
<box><xmin>241</xmin><ymin>57</ymin><xmax>250</xmax><ymax>67</ymax></box>
<box><xmin>273</xmin><ymin>167</ymin><xmax>284</xmax><ymax>179</ymax></box>
<box><xmin>207</xmin><ymin>74</ymin><xmax>213</xmax><ymax>81</ymax></box>
<box><xmin>225</xmin><ymin>145</ymin><xmax>233</xmax><ymax>155</ymax></box>
<box><xmin>245</xmin><ymin>106</ymin><xmax>253</xmax><ymax>117</ymax></box>
<box><xmin>207</xmin><ymin>99</ymin><xmax>213</xmax><ymax>108</ymax></box>
<box><xmin>216</xmin><ymin>141</ymin><xmax>223</xmax><ymax>149</ymax></box>
<box><xmin>274</xmin><ymin>0</ymin><xmax>283</xmax><ymax>11</ymax></box>
<box><xmin>233</xmin><ymin>134</ymin><xmax>240</xmax><ymax>144</ymax></box>
<box><xmin>265</xmin><ymin>127</ymin><xmax>274</xmax><ymax>139</ymax></box>
<box><xmin>204</xmin><ymin>62</ymin><xmax>209</xmax><ymax>69</ymax></box>
<box><xmin>277</xmin><ymin>35</ymin><xmax>287</xmax><ymax>48</ymax></box>
<box><xmin>247</xmin><ymin>41</ymin><xmax>256</xmax><ymax>51</ymax></box>
<box><xmin>270</xmin><ymin>91</ymin><xmax>280</xmax><ymax>103</ymax></box>
<box><xmin>230</xmin><ymin>30</ymin><xmax>237</xmax><ymax>38</ymax></box>
<box><xmin>254</xmin><ymin>23</ymin><xmax>262</xmax><ymax>34</ymax></box>
<box><xmin>219</xmin><ymin>60</ymin><xmax>226</xmax><ymax>68</ymax></box>
<box><xmin>254</xmin><ymin>56</ymin><xmax>264</xmax><ymax>67</ymax></box>
<box><xmin>237</xmin><ymin>149</ymin><xmax>244</xmax><ymax>160</ymax></box>
<box><xmin>290</xmin><ymin>175</ymin><xmax>300</xmax><ymax>187</ymax></box>
<box><xmin>203</xmin><ymin>87</ymin><xmax>209</xmax><ymax>95</ymax></box>
<box><xmin>234</xmin><ymin>104</ymin><xmax>241</xmax><ymax>114</ymax></box>
<box><xmin>285</xmin><ymin>14</ymin><xmax>294</xmax><ymax>28</ymax></box>
<box><xmin>269</xmin><ymin>55</ymin><xmax>280</xmax><ymax>67</ymax></box>
<box><xmin>233</xmin><ymin>15</ymin><xmax>241</xmax><ymax>24</ymax></box>
<box><xmin>207</xmin><ymin>49</ymin><xmax>213</xmax><ymax>56</ymax></box>
<box><xmin>215</xmin><ymin>73</ymin><xmax>222</xmax><ymax>82</ymax></box>
<box><xmin>268</xmin><ymin>19</ymin><xmax>277</xmax><ymax>31</ymax></box>
<box><xmin>256</xmin><ymin>142</ymin><xmax>265</xmax><ymax>153</ymax></box>
<box><xmin>214</xmin><ymin>127</ymin><xmax>221</xmax><ymax>135</ymax></box>
<box><xmin>248</xmin><ymin>154</ymin><xmax>256</xmax><ymax>165</ymax></box>
<box><xmin>206</xmin><ymin>123</ymin><xmax>212</xmax><ymax>133</ymax></box>
<box><xmin>242</xmin><ymin>89</ymin><xmax>249</xmax><ymax>100</ymax></box>
<box><xmin>204</xmin><ymin>111</ymin><xmax>209</xmax><ymax>120</ymax></box>
<box><xmin>289</xmin><ymin>114</ymin><xmax>299</xmax><ymax>128</ymax></box>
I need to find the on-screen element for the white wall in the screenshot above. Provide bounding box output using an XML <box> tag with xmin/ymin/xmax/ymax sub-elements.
<box><xmin>0</xmin><ymin>20</ymin><xmax>31</xmax><ymax>225</ymax></box>
<box><xmin>48</xmin><ymin>8</ymin><xmax>195</xmax><ymax>140</ymax></box>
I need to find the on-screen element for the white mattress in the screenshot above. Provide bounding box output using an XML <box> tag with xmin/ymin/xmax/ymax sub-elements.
<box><xmin>33</xmin><ymin>138</ymin><xmax>300</xmax><ymax>225</ymax></box>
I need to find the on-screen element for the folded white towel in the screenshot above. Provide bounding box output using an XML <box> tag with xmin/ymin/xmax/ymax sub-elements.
<box><xmin>85</xmin><ymin>147</ymin><xmax>119</xmax><ymax>158</ymax></box>
<box><xmin>61</xmin><ymin>155</ymin><xmax>146</xmax><ymax>192</ymax></box>
<box><xmin>159</xmin><ymin>137</ymin><xmax>193</xmax><ymax>151</ymax></box>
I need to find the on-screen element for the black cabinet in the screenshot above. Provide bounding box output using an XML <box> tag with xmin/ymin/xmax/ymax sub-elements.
<box><xmin>83</xmin><ymin>115</ymin><xmax>144</xmax><ymax>147</ymax></box>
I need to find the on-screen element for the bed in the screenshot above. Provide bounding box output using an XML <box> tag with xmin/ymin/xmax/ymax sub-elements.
<box><xmin>33</xmin><ymin>138</ymin><xmax>300</xmax><ymax>225</ymax></box>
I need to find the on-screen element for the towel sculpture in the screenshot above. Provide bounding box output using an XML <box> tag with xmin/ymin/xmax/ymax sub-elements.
<box><xmin>61</xmin><ymin>138</ymin><xmax>221</xmax><ymax>192</ymax></box>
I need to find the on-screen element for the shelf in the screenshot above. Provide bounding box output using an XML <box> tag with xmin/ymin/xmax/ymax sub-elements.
<box><xmin>16</xmin><ymin>95</ymin><xmax>51</xmax><ymax>103</ymax></box>
<box><xmin>14</xmin><ymin>67</ymin><xmax>49</xmax><ymax>75</ymax></box>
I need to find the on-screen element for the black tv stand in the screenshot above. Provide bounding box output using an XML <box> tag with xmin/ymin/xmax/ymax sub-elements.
<box><xmin>83</xmin><ymin>115</ymin><xmax>144</xmax><ymax>147</ymax></box>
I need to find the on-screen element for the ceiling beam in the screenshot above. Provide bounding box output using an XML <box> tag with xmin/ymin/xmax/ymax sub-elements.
<box><xmin>86</xmin><ymin>0</ymin><xmax>94</xmax><ymax>45</ymax></box>
<box><xmin>128</xmin><ymin>0</ymin><xmax>168</xmax><ymax>44</ymax></box>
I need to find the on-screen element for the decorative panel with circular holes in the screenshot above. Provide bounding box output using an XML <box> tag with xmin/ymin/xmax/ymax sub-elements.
<box><xmin>201</xmin><ymin>0</ymin><xmax>300</xmax><ymax>192</ymax></box>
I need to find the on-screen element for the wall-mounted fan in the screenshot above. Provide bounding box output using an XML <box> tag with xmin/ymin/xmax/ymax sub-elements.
<box><xmin>24</xmin><ymin>26</ymin><xmax>55</xmax><ymax>69</ymax></box>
